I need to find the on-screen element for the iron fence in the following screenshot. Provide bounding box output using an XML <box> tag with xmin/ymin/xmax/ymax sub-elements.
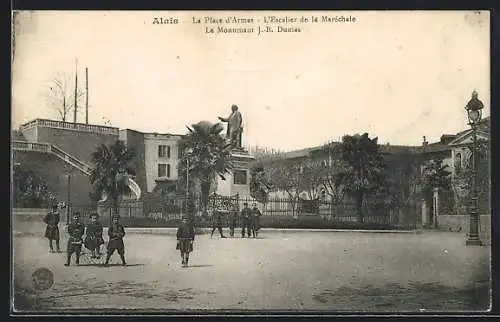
<box><xmin>69</xmin><ymin>194</ymin><xmax>420</xmax><ymax>230</ymax></box>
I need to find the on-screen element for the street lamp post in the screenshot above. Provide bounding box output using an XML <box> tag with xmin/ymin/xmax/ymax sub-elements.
<box><xmin>464</xmin><ymin>90</ymin><xmax>483</xmax><ymax>246</ymax></box>
<box><xmin>185</xmin><ymin>148</ymin><xmax>194</xmax><ymax>218</ymax></box>
<box><xmin>66</xmin><ymin>171</ymin><xmax>72</xmax><ymax>223</ymax></box>
<box><xmin>13</xmin><ymin>162</ymin><xmax>21</xmax><ymax>206</ymax></box>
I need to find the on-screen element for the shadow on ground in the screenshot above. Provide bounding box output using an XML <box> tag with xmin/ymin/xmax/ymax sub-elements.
<box><xmin>73</xmin><ymin>263</ymin><xmax>145</xmax><ymax>267</ymax></box>
<box><xmin>13</xmin><ymin>279</ymin><xmax>207</xmax><ymax>312</ymax></box>
<box><xmin>312</xmin><ymin>281</ymin><xmax>490</xmax><ymax>312</ymax></box>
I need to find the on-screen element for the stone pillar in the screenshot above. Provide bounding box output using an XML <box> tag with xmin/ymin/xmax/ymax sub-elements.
<box><xmin>433</xmin><ymin>187</ymin><xmax>439</xmax><ymax>228</ymax></box>
<box><xmin>421</xmin><ymin>198</ymin><xmax>428</xmax><ymax>227</ymax></box>
<box><xmin>216</xmin><ymin>149</ymin><xmax>256</xmax><ymax>207</ymax></box>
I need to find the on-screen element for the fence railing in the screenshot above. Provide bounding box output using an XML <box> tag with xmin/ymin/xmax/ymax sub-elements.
<box><xmin>69</xmin><ymin>195</ymin><xmax>420</xmax><ymax>230</ymax></box>
<box><xmin>19</xmin><ymin>119</ymin><xmax>119</xmax><ymax>136</ymax></box>
<box><xmin>12</xmin><ymin>141</ymin><xmax>52</xmax><ymax>153</ymax></box>
<box><xmin>12</xmin><ymin>140</ymin><xmax>93</xmax><ymax>176</ymax></box>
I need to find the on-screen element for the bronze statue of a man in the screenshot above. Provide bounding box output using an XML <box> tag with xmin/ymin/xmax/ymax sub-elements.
<box><xmin>218</xmin><ymin>104</ymin><xmax>243</xmax><ymax>148</ymax></box>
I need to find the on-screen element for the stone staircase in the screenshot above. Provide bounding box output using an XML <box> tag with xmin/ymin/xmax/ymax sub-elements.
<box><xmin>11</xmin><ymin>140</ymin><xmax>141</xmax><ymax>200</ymax></box>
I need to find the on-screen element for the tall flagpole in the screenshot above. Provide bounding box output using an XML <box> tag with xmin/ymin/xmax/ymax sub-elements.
<box><xmin>73</xmin><ymin>59</ymin><xmax>78</xmax><ymax>123</ymax></box>
<box><xmin>85</xmin><ymin>67</ymin><xmax>89</xmax><ymax>124</ymax></box>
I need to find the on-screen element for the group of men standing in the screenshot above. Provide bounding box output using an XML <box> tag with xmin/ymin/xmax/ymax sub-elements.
<box><xmin>43</xmin><ymin>204</ymin><xmax>127</xmax><ymax>267</ymax></box>
<box><xmin>211</xmin><ymin>202</ymin><xmax>262</xmax><ymax>238</ymax></box>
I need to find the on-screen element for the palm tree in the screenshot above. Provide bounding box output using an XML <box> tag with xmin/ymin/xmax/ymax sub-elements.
<box><xmin>178</xmin><ymin>121</ymin><xmax>233</xmax><ymax>215</ymax></box>
<box><xmin>89</xmin><ymin>140</ymin><xmax>136</xmax><ymax>214</ymax></box>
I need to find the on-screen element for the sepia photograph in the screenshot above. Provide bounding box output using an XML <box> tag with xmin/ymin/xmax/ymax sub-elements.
<box><xmin>11</xmin><ymin>10</ymin><xmax>491</xmax><ymax>314</ymax></box>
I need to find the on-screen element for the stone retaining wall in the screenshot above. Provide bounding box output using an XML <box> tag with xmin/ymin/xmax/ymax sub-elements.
<box><xmin>436</xmin><ymin>214</ymin><xmax>491</xmax><ymax>245</ymax></box>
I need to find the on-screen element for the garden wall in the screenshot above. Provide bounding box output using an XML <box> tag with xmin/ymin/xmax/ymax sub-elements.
<box><xmin>436</xmin><ymin>214</ymin><xmax>491</xmax><ymax>245</ymax></box>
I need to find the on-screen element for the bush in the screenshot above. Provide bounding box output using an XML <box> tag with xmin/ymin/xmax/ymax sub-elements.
<box><xmin>259</xmin><ymin>215</ymin><xmax>395</xmax><ymax>230</ymax></box>
<box><xmin>298</xmin><ymin>199</ymin><xmax>320</xmax><ymax>214</ymax></box>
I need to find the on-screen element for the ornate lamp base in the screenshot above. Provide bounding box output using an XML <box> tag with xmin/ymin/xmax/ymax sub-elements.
<box><xmin>465</xmin><ymin>238</ymin><xmax>482</xmax><ymax>246</ymax></box>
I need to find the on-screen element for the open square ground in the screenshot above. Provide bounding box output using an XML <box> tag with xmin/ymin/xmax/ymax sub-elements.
<box><xmin>13</xmin><ymin>228</ymin><xmax>490</xmax><ymax>313</ymax></box>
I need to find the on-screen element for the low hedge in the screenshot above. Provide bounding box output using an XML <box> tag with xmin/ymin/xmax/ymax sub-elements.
<box><xmin>14</xmin><ymin>213</ymin><xmax>407</xmax><ymax>231</ymax></box>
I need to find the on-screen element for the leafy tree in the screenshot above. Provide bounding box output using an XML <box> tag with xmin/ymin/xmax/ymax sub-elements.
<box><xmin>421</xmin><ymin>158</ymin><xmax>451</xmax><ymax>199</ymax></box>
<box><xmin>265</xmin><ymin>158</ymin><xmax>303</xmax><ymax>216</ymax></box>
<box><xmin>89</xmin><ymin>140</ymin><xmax>136</xmax><ymax>213</ymax></box>
<box><xmin>318</xmin><ymin>142</ymin><xmax>347</xmax><ymax>203</ymax></box>
<box><xmin>249</xmin><ymin>163</ymin><xmax>271</xmax><ymax>204</ymax></box>
<box><xmin>336</xmin><ymin>133</ymin><xmax>387</xmax><ymax>222</ymax></box>
<box><xmin>13</xmin><ymin>165</ymin><xmax>57</xmax><ymax>208</ymax></box>
<box><xmin>298</xmin><ymin>160</ymin><xmax>325</xmax><ymax>200</ymax></box>
<box><xmin>453</xmin><ymin>140</ymin><xmax>490</xmax><ymax>213</ymax></box>
<box><xmin>178</xmin><ymin>121</ymin><xmax>233</xmax><ymax>216</ymax></box>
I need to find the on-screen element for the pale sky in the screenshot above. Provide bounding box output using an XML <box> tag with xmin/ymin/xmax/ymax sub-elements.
<box><xmin>12</xmin><ymin>11</ymin><xmax>490</xmax><ymax>151</ymax></box>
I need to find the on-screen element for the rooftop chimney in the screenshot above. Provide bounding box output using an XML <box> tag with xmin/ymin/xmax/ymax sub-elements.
<box><xmin>422</xmin><ymin>136</ymin><xmax>428</xmax><ymax>146</ymax></box>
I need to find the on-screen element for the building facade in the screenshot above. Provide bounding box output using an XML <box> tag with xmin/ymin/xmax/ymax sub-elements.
<box><xmin>142</xmin><ymin>132</ymin><xmax>183</xmax><ymax>193</ymax></box>
<box><xmin>12</xmin><ymin>118</ymin><xmax>186</xmax><ymax>205</ymax></box>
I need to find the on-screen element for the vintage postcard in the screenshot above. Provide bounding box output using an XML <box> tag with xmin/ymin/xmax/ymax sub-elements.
<box><xmin>11</xmin><ymin>10</ymin><xmax>491</xmax><ymax>314</ymax></box>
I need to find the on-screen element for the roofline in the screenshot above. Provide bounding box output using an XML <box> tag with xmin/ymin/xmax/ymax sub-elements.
<box><xmin>121</xmin><ymin>128</ymin><xmax>185</xmax><ymax>137</ymax></box>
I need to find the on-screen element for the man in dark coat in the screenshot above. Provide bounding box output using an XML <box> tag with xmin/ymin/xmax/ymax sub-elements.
<box><xmin>104</xmin><ymin>214</ymin><xmax>127</xmax><ymax>266</ymax></box>
<box><xmin>64</xmin><ymin>212</ymin><xmax>85</xmax><ymax>266</ymax></box>
<box><xmin>250</xmin><ymin>203</ymin><xmax>262</xmax><ymax>238</ymax></box>
<box><xmin>44</xmin><ymin>204</ymin><xmax>61</xmax><ymax>253</ymax></box>
<box><xmin>84</xmin><ymin>213</ymin><xmax>104</xmax><ymax>258</ymax></box>
<box><xmin>240</xmin><ymin>203</ymin><xmax>252</xmax><ymax>238</ymax></box>
<box><xmin>176</xmin><ymin>215</ymin><xmax>195</xmax><ymax>267</ymax></box>
<box><xmin>228</xmin><ymin>210</ymin><xmax>238</xmax><ymax>237</ymax></box>
<box><xmin>210</xmin><ymin>211</ymin><xmax>226</xmax><ymax>238</ymax></box>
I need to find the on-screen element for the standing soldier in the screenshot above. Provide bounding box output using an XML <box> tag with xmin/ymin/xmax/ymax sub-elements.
<box><xmin>240</xmin><ymin>203</ymin><xmax>252</xmax><ymax>238</ymax></box>
<box><xmin>250</xmin><ymin>203</ymin><xmax>262</xmax><ymax>238</ymax></box>
<box><xmin>64</xmin><ymin>212</ymin><xmax>85</xmax><ymax>266</ymax></box>
<box><xmin>44</xmin><ymin>204</ymin><xmax>61</xmax><ymax>253</ymax></box>
<box><xmin>228</xmin><ymin>210</ymin><xmax>238</xmax><ymax>237</ymax></box>
<box><xmin>176</xmin><ymin>215</ymin><xmax>195</xmax><ymax>267</ymax></box>
<box><xmin>104</xmin><ymin>214</ymin><xmax>127</xmax><ymax>266</ymax></box>
<box><xmin>210</xmin><ymin>210</ymin><xmax>226</xmax><ymax>239</ymax></box>
<box><xmin>84</xmin><ymin>213</ymin><xmax>104</xmax><ymax>258</ymax></box>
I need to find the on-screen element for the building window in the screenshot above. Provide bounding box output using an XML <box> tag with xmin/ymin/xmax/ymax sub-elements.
<box><xmin>455</xmin><ymin>152</ymin><xmax>462</xmax><ymax>174</ymax></box>
<box><xmin>158</xmin><ymin>145</ymin><xmax>171</xmax><ymax>158</ymax></box>
<box><xmin>158</xmin><ymin>145</ymin><xmax>166</xmax><ymax>157</ymax></box>
<box><xmin>158</xmin><ymin>164</ymin><xmax>167</xmax><ymax>177</ymax></box>
<box><xmin>167</xmin><ymin>164</ymin><xmax>171</xmax><ymax>178</ymax></box>
<box><xmin>233</xmin><ymin>170</ymin><xmax>247</xmax><ymax>185</ymax></box>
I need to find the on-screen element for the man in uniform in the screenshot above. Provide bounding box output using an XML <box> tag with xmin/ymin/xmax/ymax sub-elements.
<box><xmin>105</xmin><ymin>214</ymin><xmax>127</xmax><ymax>266</ymax></box>
<box><xmin>210</xmin><ymin>210</ymin><xmax>226</xmax><ymax>238</ymax></box>
<box><xmin>84</xmin><ymin>213</ymin><xmax>104</xmax><ymax>258</ymax></box>
<box><xmin>240</xmin><ymin>203</ymin><xmax>252</xmax><ymax>238</ymax></box>
<box><xmin>176</xmin><ymin>215</ymin><xmax>195</xmax><ymax>267</ymax></box>
<box><xmin>250</xmin><ymin>203</ymin><xmax>262</xmax><ymax>238</ymax></box>
<box><xmin>64</xmin><ymin>212</ymin><xmax>85</xmax><ymax>266</ymax></box>
<box><xmin>228</xmin><ymin>210</ymin><xmax>238</xmax><ymax>237</ymax></box>
<box><xmin>44</xmin><ymin>204</ymin><xmax>61</xmax><ymax>253</ymax></box>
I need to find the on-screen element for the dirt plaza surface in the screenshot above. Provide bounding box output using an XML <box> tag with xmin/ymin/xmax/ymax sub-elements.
<box><xmin>13</xmin><ymin>229</ymin><xmax>490</xmax><ymax>313</ymax></box>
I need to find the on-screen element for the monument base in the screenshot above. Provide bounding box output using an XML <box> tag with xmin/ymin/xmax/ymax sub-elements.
<box><xmin>216</xmin><ymin>149</ymin><xmax>256</xmax><ymax>201</ymax></box>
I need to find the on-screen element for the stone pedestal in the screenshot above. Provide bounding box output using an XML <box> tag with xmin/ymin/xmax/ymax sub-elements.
<box><xmin>216</xmin><ymin>149</ymin><xmax>256</xmax><ymax>201</ymax></box>
<box><xmin>421</xmin><ymin>199</ymin><xmax>428</xmax><ymax>227</ymax></box>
